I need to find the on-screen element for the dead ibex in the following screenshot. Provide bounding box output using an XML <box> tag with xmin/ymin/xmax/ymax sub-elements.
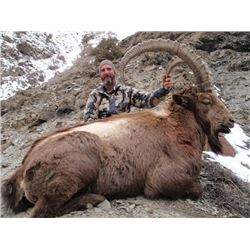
<box><xmin>2</xmin><ymin>39</ymin><xmax>234</xmax><ymax>217</ymax></box>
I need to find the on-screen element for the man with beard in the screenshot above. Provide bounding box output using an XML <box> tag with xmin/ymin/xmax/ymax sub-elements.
<box><xmin>83</xmin><ymin>60</ymin><xmax>173</xmax><ymax>122</ymax></box>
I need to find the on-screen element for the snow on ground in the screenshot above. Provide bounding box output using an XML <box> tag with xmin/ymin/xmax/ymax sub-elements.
<box><xmin>0</xmin><ymin>32</ymin><xmax>89</xmax><ymax>100</ymax></box>
<box><xmin>32</xmin><ymin>32</ymin><xmax>85</xmax><ymax>81</ymax></box>
<box><xmin>205</xmin><ymin>123</ymin><xmax>250</xmax><ymax>182</ymax></box>
<box><xmin>0</xmin><ymin>31</ymin><xmax>122</xmax><ymax>100</ymax></box>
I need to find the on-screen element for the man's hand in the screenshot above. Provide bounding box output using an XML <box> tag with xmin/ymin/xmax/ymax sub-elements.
<box><xmin>162</xmin><ymin>74</ymin><xmax>173</xmax><ymax>90</ymax></box>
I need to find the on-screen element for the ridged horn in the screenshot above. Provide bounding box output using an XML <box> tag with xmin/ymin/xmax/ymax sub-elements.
<box><xmin>165</xmin><ymin>57</ymin><xmax>184</xmax><ymax>77</ymax></box>
<box><xmin>119</xmin><ymin>38</ymin><xmax>213</xmax><ymax>91</ymax></box>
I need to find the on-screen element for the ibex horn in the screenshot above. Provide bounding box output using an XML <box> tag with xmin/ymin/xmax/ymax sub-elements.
<box><xmin>120</xmin><ymin>38</ymin><xmax>213</xmax><ymax>91</ymax></box>
<box><xmin>165</xmin><ymin>57</ymin><xmax>184</xmax><ymax>77</ymax></box>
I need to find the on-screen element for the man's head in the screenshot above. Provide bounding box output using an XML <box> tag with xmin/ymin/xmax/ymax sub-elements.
<box><xmin>99</xmin><ymin>60</ymin><xmax>116</xmax><ymax>89</ymax></box>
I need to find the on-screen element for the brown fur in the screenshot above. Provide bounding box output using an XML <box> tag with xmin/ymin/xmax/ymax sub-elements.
<box><xmin>1</xmin><ymin>87</ymin><xmax>234</xmax><ymax>217</ymax></box>
<box><xmin>204</xmin><ymin>136</ymin><xmax>236</xmax><ymax>157</ymax></box>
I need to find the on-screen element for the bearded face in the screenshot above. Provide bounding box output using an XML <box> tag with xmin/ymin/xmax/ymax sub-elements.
<box><xmin>103</xmin><ymin>77</ymin><xmax>114</xmax><ymax>86</ymax></box>
<box><xmin>100</xmin><ymin>64</ymin><xmax>116</xmax><ymax>89</ymax></box>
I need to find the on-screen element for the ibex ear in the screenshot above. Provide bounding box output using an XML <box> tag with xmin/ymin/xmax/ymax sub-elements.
<box><xmin>173</xmin><ymin>94</ymin><xmax>195</xmax><ymax>110</ymax></box>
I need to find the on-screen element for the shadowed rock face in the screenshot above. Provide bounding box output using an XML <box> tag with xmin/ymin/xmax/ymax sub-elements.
<box><xmin>1</xmin><ymin>32</ymin><xmax>250</xmax><ymax>218</ymax></box>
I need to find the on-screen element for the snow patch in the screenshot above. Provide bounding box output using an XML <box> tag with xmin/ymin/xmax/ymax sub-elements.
<box><xmin>1</xmin><ymin>31</ymin><xmax>121</xmax><ymax>100</ymax></box>
<box><xmin>205</xmin><ymin>123</ymin><xmax>250</xmax><ymax>182</ymax></box>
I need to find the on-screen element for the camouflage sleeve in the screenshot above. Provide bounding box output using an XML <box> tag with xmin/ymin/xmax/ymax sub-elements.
<box><xmin>129</xmin><ymin>86</ymin><xmax>171</xmax><ymax>108</ymax></box>
<box><xmin>83</xmin><ymin>89</ymin><xmax>100</xmax><ymax>122</ymax></box>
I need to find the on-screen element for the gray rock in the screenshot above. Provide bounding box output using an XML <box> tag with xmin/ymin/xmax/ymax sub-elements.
<box><xmin>86</xmin><ymin>203</ymin><xmax>94</xmax><ymax>209</ymax></box>
<box><xmin>97</xmin><ymin>199</ymin><xmax>111</xmax><ymax>210</ymax></box>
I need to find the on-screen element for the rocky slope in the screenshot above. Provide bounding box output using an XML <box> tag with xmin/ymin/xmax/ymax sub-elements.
<box><xmin>1</xmin><ymin>32</ymin><xmax>250</xmax><ymax>217</ymax></box>
<box><xmin>0</xmin><ymin>31</ymin><xmax>117</xmax><ymax>100</ymax></box>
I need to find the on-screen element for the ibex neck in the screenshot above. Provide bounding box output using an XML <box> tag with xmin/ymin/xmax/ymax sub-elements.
<box><xmin>166</xmin><ymin>108</ymin><xmax>206</xmax><ymax>154</ymax></box>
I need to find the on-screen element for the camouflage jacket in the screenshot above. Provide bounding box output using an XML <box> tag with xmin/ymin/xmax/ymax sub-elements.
<box><xmin>83</xmin><ymin>83</ymin><xmax>170</xmax><ymax>122</ymax></box>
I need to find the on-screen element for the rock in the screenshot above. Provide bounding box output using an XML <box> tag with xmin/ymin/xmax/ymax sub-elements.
<box><xmin>17</xmin><ymin>42</ymin><xmax>37</xmax><ymax>58</ymax></box>
<box><xmin>86</xmin><ymin>203</ymin><xmax>94</xmax><ymax>209</ymax></box>
<box><xmin>146</xmin><ymin>208</ymin><xmax>154</xmax><ymax>215</ymax></box>
<box><xmin>3</xmin><ymin>34</ymin><xmax>14</xmax><ymax>43</ymax></box>
<box><xmin>93</xmin><ymin>207</ymin><xmax>103</xmax><ymax>213</ymax></box>
<box><xmin>56</xmin><ymin>98</ymin><xmax>75</xmax><ymax>117</ymax></box>
<box><xmin>227</xmin><ymin>57</ymin><xmax>250</xmax><ymax>71</ymax></box>
<box><xmin>97</xmin><ymin>200</ymin><xmax>111</xmax><ymax>210</ymax></box>
<box><xmin>1</xmin><ymin>164</ymin><xmax>9</xmax><ymax>168</ymax></box>
<box><xmin>49</xmin><ymin>64</ymin><xmax>59</xmax><ymax>70</ymax></box>
<box><xmin>129</xmin><ymin>204</ymin><xmax>136</xmax><ymax>209</ymax></box>
<box><xmin>55</xmin><ymin>121</ymin><xmax>64</xmax><ymax>128</ymax></box>
<box><xmin>56</xmin><ymin>105</ymin><xmax>75</xmax><ymax>117</ymax></box>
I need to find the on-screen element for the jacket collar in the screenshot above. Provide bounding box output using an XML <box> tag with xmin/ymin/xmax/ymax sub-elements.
<box><xmin>97</xmin><ymin>83</ymin><xmax>121</xmax><ymax>97</ymax></box>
